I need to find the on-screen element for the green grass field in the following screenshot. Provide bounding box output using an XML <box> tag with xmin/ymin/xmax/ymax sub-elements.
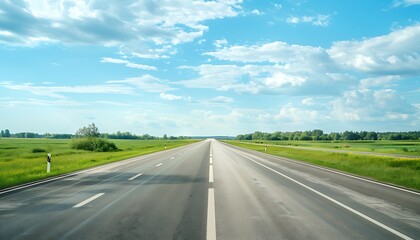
<box><xmin>0</xmin><ymin>138</ymin><xmax>197</xmax><ymax>190</ymax></box>
<box><xmin>226</xmin><ymin>141</ymin><xmax>420</xmax><ymax>191</ymax></box>
<box><xmin>243</xmin><ymin>140</ymin><xmax>420</xmax><ymax>156</ymax></box>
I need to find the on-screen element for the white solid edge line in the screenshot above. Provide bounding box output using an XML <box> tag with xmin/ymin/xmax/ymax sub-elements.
<box><xmin>128</xmin><ymin>173</ymin><xmax>143</xmax><ymax>181</ymax></box>
<box><xmin>295</xmin><ymin>161</ymin><xmax>420</xmax><ymax>196</ymax></box>
<box><xmin>0</xmin><ymin>173</ymin><xmax>78</xmax><ymax>195</ymax></box>
<box><xmin>156</xmin><ymin>163</ymin><xmax>163</xmax><ymax>167</ymax></box>
<box><xmin>230</xmin><ymin>146</ymin><xmax>420</xmax><ymax>196</ymax></box>
<box><xmin>209</xmin><ymin>165</ymin><xmax>214</xmax><ymax>183</ymax></box>
<box><xmin>73</xmin><ymin>193</ymin><xmax>105</xmax><ymax>208</ymax></box>
<box><xmin>240</xmin><ymin>153</ymin><xmax>413</xmax><ymax>240</ymax></box>
<box><xmin>206</xmin><ymin>188</ymin><xmax>216</xmax><ymax>240</ymax></box>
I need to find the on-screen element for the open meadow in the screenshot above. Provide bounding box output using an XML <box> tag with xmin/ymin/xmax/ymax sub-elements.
<box><xmin>226</xmin><ymin>140</ymin><xmax>420</xmax><ymax>191</ymax></box>
<box><xmin>0</xmin><ymin>138</ymin><xmax>197</xmax><ymax>190</ymax></box>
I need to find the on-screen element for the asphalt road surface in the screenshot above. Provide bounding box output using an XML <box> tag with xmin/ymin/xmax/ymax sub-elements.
<box><xmin>1</xmin><ymin>139</ymin><xmax>419</xmax><ymax>240</ymax></box>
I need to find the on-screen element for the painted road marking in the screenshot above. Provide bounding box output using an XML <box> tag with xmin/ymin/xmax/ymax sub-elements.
<box><xmin>0</xmin><ymin>173</ymin><xmax>79</xmax><ymax>195</ymax></box>
<box><xmin>156</xmin><ymin>163</ymin><xmax>163</xmax><ymax>167</ymax></box>
<box><xmin>240</xmin><ymin>153</ymin><xmax>414</xmax><ymax>240</ymax></box>
<box><xmin>170</xmin><ymin>157</ymin><xmax>175</xmax><ymax>160</ymax></box>
<box><xmin>207</xmin><ymin>143</ymin><xmax>216</xmax><ymax>240</ymax></box>
<box><xmin>206</xmin><ymin>188</ymin><xmax>216</xmax><ymax>240</ymax></box>
<box><xmin>209</xmin><ymin>165</ymin><xmax>214</xmax><ymax>183</ymax></box>
<box><xmin>128</xmin><ymin>173</ymin><xmax>143</xmax><ymax>181</ymax></box>
<box><xmin>73</xmin><ymin>193</ymin><xmax>104</xmax><ymax>208</ymax></box>
<box><xmin>237</xmin><ymin>146</ymin><xmax>420</xmax><ymax>196</ymax></box>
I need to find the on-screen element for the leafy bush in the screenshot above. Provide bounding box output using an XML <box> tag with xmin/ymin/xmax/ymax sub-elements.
<box><xmin>70</xmin><ymin>138</ymin><xmax>118</xmax><ymax>152</ymax></box>
<box><xmin>32</xmin><ymin>148</ymin><xmax>46</xmax><ymax>153</ymax></box>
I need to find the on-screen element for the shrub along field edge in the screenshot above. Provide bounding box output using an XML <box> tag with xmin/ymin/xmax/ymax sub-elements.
<box><xmin>225</xmin><ymin>141</ymin><xmax>420</xmax><ymax>191</ymax></box>
<box><xmin>0</xmin><ymin>138</ymin><xmax>198</xmax><ymax>190</ymax></box>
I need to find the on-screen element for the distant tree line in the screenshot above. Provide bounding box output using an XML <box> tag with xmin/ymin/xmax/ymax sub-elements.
<box><xmin>101</xmin><ymin>132</ymin><xmax>156</xmax><ymax>140</ymax></box>
<box><xmin>236</xmin><ymin>130</ymin><xmax>420</xmax><ymax>141</ymax></box>
<box><xmin>100</xmin><ymin>132</ymin><xmax>190</xmax><ymax>140</ymax></box>
<box><xmin>0</xmin><ymin>128</ymin><xmax>190</xmax><ymax>140</ymax></box>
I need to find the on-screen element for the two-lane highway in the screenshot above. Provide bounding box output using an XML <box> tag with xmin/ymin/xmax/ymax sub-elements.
<box><xmin>1</xmin><ymin>139</ymin><xmax>419</xmax><ymax>239</ymax></box>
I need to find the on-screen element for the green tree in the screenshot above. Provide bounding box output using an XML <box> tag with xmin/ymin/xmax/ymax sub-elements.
<box><xmin>280</xmin><ymin>132</ymin><xmax>289</xmax><ymax>140</ymax></box>
<box><xmin>288</xmin><ymin>133</ymin><xmax>294</xmax><ymax>141</ymax></box>
<box><xmin>0</xmin><ymin>130</ymin><xmax>4</xmax><ymax>137</ymax></box>
<box><xmin>341</xmin><ymin>131</ymin><xmax>360</xmax><ymax>140</ymax></box>
<box><xmin>332</xmin><ymin>132</ymin><xmax>341</xmax><ymax>141</ymax></box>
<box><xmin>4</xmin><ymin>129</ymin><xmax>11</xmax><ymax>137</ymax></box>
<box><xmin>262</xmin><ymin>133</ymin><xmax>271</xmax><ymax>140</ymax></box>
<box><xmin>311</xmin><ymin>129</ymin><xmax>323</xmax><ymax>140</ymax></box>
<box><xmin>299</xmin><ymin>132</ymin><xmax>312</xmax><ymax>141</ymax></box>
<box><xmin>252</xmin><ymin>131</ymin><xmax>263</xmax><ymax>140</ymax></box>
<box><xmin>366</xmin><ymin>131</ymin><xmax>377</xmax><ymax>140</ymax></box>
<box><xmin>25</xmin><ymin>132</ymin><xmax>36</xmax><ymax>138</ymax></box>
<box><xmin>75</xmin><ymin>123</ymin><xmax>100</xmax><ymax>138</ymax></box>
<box><xmin>163</xmin><ymin>134</ymin><xmax>168</xmax><ymax>140</ymax></box>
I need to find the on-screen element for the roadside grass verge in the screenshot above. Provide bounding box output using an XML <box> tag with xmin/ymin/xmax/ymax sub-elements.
<box><xmin>0</xmin><ymin>138</ymin><xmax>198</xmax><ymax>190</ymax></box>
<box><xmin>226</xmin><ymin>141</ymin><xmax>420</xmax><ymax>191</ymax></box>
<box><xmin>245</xmin><ymin>140</ymin><xmax>420</xmax><ymax>156</ymax></box>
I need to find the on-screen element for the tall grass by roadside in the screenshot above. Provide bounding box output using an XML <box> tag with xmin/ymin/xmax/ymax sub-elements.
<box><xmin>226</xmin><ymin>141</ymin><xmax>420</xmax><ymax>191</ymax></box>
<box><xmin>0</xmin><ymin>138</ymin><xmax>197</xmax><ymax>190</ymax></box>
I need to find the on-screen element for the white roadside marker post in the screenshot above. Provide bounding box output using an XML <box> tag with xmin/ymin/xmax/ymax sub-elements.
<box><xmin>47</xmin><ymin>153</ymin><xmax>51</xmax><ymax>173</ymax></box>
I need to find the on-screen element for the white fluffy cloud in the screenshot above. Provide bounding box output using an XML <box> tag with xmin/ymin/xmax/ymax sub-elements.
<box><xmin>159</xmin><ymin>92</ymin><xmax>189</xmax><ymax>101</ymax></box>
<box><xmin>211</xmin><ymin>96</ymin><xmax>234</xmax><ymax>103</ymax></box>
<box><xmin>392</xmin><ymin>0</ymin><xmax>420</xmax><ymax>7</ymax></box>
<box><xmin>205</xmin><ymin>25</ymin><xmax>420</xmax><ymax>76</ymax></box>
<box><xmin>190</xmin><ymin>24</ymin><xmax>420</xmax><ymax>98</ymax></box>
<box><xmin>205</xmin><ymin>41</ymin><xmax>328</xmax><ymax>64</ymax></box>
<box><xmin>0</xmin><ymin>0</ymin><xmax>242</xmax><ymax>56</ymax></box>
<box><xmin>214</xmin><ymin>39</ymin><xmax>228</xmax><ymax>48</ymax></box>
<box><xmin>263</xmin><ymin>72</ymin><xmax>306</xmax><ymax>88</ymax></box>
<box><xmin>160</xmin><ymin>92</ymin><xmax>182</xmax><ymax>100</ymax></box>
<box><xmin>179</xmin><ymin>62</ymin><xmax>352</xmax><ymax>96</ymax></box>
<box><xmin>184</xmin><ymin>38</ymin><xmax>355</xmax><ymax>95</ymax></box>
<box><xmin>286</xmin><ymin>15</ymin><xmax>331</xmax><ymax>27</ymax></box>
<box><xmin>275</xmin><ymin>105</ymin><xmax>326</xmax><ymax>123</ymax></box>
<box><xmin>251</xmin><ymin>9</ymin><xmax>262</xmax><ymax>15</ymax></box>
<box><xmin>328</xmin><ymin>24</ymin><xmax>420</xmax><ymax>74</ymax></box>
<box><xmin>101</xmin><ymin>57</ymin><xmax>156</xmax><ymax>70</ymax></box>
<box><xmin>359</xmin><ymin>75</ymin><xmax>401</xmax><ymax>89</ymax></box>
<box><xmin>0</xmin><ymin>82</ymin><xmax>133</xmax><ymax>99</ymax></box>
<box><xmin>179</xmin><ymin>64</ymin><xmax>266</xmax><ymax>90</ymax></box>
<box><xmin>107</xmin><ymin>74</ymin><xmax>175</xmax><ymax>92</ymax></box>
<box><xmin>331</xmin><ymin>89</ymin><xmax>417</xmax><ymax>122</ymax></box>
<box><xmin>302</xmin><ymin>98</ymin><xmax>315</xmax><ymax>106</ymax></box>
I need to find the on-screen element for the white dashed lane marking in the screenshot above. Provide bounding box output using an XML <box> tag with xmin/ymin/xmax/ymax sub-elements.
<box><xmin>73</xmin><ymin>193</ymin><xmax>104</xmax><ymax>208</ymax></box>
<box><xmin>128</xmin><ymin>173</ymin><xmax>143</xmax><ymax>181</ymax></box>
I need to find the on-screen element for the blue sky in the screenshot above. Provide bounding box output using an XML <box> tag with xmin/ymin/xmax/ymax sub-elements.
<box><xmin>0</xmin><ymin>0</ymin><xmax>419</xmax><ymax>136</ymax></box>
